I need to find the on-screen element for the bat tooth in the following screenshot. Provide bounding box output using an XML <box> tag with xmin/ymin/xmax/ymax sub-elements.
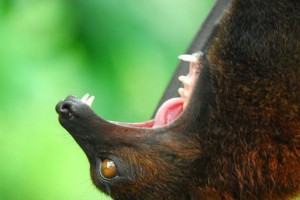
<box><xmin>81</xmin><ymin>93</ymin><xmax>90</xmax><ymax>102</ymax></box>
<box><xmin>178</xmin><ymin>54</ymin><xmax>198</xmax><ymax>63</ymax></box>
<box><xmin>178</xmin><ymin>75</ymin><xmax>186</xmax><ymax>82</ymax></box>
<box><xmin>178</xmin><ymin>88</ymin><xmax>185</xmax><ymax>97</ymax></box>
<box><xmin>192</xmin><ymin>51</ymin><xmax>204</xmax><ymax>59</ymax></box>
<box><xmin>86</xmin><ymin>96</ymin><xmax>95</xmax><ymax>107</ymax></box>
<box><xmin>178</xmin><ymin>88</ymin><xmax>189</xmax><ymax>98</ymax></box>
<box><xmin>178</xmin><ymin>75</ymin><xmax>191</xmax><ymax>86</ymax></box>
<box><xmin>81</xmin><ymin>94</ymin><xmax>95</xmax><ymax>107</ymax></box>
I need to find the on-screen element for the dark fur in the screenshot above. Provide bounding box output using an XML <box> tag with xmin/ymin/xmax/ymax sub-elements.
<box><xmin>56</xmin><ymin>0</ymin><xmax>300</xmax><ymax>199</ymax></box>
<box><xmin>200</xmin><ymin>0</ymin><xmax>300</xmax><ymax>199</ymax></box>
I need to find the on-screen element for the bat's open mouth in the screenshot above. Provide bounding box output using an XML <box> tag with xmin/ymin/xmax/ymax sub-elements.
<box><xmin>56</xmin><ymin>52</ymin><xmax>202</xmax><ymax>129</ymax></box>
<box><xmin>112</xmin><ymin>52</ymin><xmax>203</xmax><ymax>128</ymax></box>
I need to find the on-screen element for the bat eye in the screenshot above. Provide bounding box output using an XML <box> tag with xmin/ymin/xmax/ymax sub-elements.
<box><xmin>100</xmin><ymin>158</ymin><xmax>117</xmax><ymax>179</ymax></box>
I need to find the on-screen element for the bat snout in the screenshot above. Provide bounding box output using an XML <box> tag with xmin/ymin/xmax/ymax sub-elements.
<box><xmin>55</xmin><ymin>95</ymin><xmax>86</xmax><ymax>120</ymax></box>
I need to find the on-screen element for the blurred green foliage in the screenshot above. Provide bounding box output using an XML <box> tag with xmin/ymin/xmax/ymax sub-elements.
<box><xmin>0</xmin><ymin>0</ymin><xmax>214</xmax><ymax>199</ymax></box>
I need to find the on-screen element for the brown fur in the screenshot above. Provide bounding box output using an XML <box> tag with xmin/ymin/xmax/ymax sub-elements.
<box><xmin>201</xmin><ymin>0</ymin><xmax>300</xmax><ymax>199</ymax></box>
<box><xmin>56</xmin><ymin>0</ymin><xmax>300</xmax><ymax>199</ymax></box>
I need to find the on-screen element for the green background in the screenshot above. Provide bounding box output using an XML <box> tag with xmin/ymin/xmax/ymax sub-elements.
<box><xmin>0</xmin><ymin>0</ymin><xmax>214</xmax><ymax>199</ymax></box>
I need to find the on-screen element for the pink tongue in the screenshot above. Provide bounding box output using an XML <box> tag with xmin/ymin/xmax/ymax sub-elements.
<box><xmin>153</xmin><ymin>98</ymin><xmax>184</xmax><ymax>128</ymax></box>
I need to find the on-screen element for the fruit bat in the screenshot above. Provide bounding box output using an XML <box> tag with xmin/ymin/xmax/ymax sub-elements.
<box><xmin>56</xmin><ymin>0</ymin><xmax>300</xmax><ymax>199</ymax></box>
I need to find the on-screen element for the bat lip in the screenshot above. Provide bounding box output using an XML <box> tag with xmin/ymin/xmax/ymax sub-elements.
<box><xmin>56</xmin><ymin>96</ymin><xmax>190</xmax><ymax>130</ymax></box>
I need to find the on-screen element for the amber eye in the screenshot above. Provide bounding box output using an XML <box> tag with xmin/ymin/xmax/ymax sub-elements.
<box><xmin>100</xmin><ymin>158</ymin><xmax>117</xmax><ymax>179</ymax></box>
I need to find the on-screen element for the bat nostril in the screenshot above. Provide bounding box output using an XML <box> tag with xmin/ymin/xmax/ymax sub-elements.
<box><xmin>61</xmin><ymin>102</ymin><xmax>72</xmax><ymax>112</ymax></box>
<box><xmin>56</xmin><ymin>101</ymin><xmax>75</xmax><ymax>118</ymax></box>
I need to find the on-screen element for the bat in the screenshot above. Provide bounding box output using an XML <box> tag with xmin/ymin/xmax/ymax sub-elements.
<box><xmin>56</xmin><ymin>0</ymin><xmax>300</xmax><ymax>199</ymax></box>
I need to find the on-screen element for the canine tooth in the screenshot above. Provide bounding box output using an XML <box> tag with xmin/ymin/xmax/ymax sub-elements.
<box><xmin>178</xmin><ymin>54</ymin><xmax>198</xmax><ymax>63</ymax></box>
<box><xmin>86</xmin><ymin>96</ymin><xmax>95</xmax><ymax>107</ymax></box>
<box><xmin>81</xmin><ymin>93</ymin><xmax>90</xmax><ymax>102</ymax></box>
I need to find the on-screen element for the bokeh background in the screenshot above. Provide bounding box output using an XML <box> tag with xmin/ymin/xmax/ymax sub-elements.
<box><xmin>0</xmin><ymin>0</ymin><xmax>214</xmax><ymax>199</ymax></box>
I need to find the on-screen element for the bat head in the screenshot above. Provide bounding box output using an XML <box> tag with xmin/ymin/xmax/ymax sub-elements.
<box><xmin>55</xmin><ymin>0</ymin><xmax>300</xmax><ymax>198</ymax></box>
<box><xmin>55</xmin><ymin>53</ymin><xmax>215</xmax><ymax>199</ymax></box>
